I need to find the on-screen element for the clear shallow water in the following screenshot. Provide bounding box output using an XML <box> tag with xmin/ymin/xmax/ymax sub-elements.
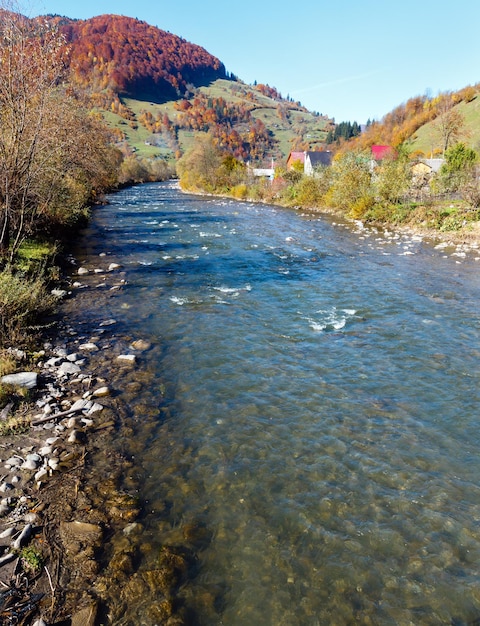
<box><xmin>68</xmin><ymin>182</ymin><xmax>480</xmax><ymax>624</ymax></box>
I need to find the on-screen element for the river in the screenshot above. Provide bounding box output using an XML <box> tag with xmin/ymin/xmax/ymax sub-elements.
<box><xmin>62</xmin><ymin>181</ymin><xmax>480</xmax><ymax>625</ymax></box>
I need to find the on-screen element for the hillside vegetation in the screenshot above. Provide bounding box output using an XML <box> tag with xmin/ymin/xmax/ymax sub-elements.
<box><xmin>36</xmin><ymin>14</ymin><xmax>333</xmax><ymax>164</ymax></box>
<box><xmin>337</xmin><ymin>85</ymin><xmax>480</xmax><ymax>157</ymax></box>
<box><xmin>97</xmin><ymin>79</ymin><xmax>333</xmax><ymax>164</ymax></box>
<box><xmin>50</xmin><ymin>13</ymin><xmax>226</xmax><ymax>100</ymax></box>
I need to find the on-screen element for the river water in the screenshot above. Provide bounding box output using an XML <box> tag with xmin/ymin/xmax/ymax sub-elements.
<box><xmin>64</xmin><ymin>182</ymin><xmax>480</xmax><ymax>625</ymax></box>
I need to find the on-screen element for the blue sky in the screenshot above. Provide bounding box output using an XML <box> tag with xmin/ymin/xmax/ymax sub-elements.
<box><xmin>29</xmin><ymin>0</ymin><xmax>480</xmax><ymax>124</ymax></box>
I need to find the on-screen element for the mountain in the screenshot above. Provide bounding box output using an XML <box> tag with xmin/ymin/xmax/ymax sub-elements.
<box><xmin>40</xmin><ymin>14</ymin><xmax>332</xmax><ymax>163</ymax></box>
<box><xmin>49</xmin><ymin>14</ymin><xmax>226</xmax><ymax>102</ymax></box>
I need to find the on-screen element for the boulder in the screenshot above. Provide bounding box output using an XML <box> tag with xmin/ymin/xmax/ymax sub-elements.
<box><xmin>1</xmin><ymin>372</ymin><xmax>38</xmax><ymax>389</ymax></box>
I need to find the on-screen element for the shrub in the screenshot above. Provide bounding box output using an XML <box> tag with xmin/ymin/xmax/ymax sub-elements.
<box><xmin>0</xmin><ymin>270</ymin><xmax>55</xmax><ymax>346</ymax></box>
<box><xmin>349</xmin><ymin>195</ymin><xmax>376</xmax><ymax>220</ymax></box>
<box><xmin>294</xmin><ymin>176</ymin><xmax>327</xmax><ymax>207</ymax></box>
<box><xmin>231</xmin><ymin>184</ymin><xmax>248</xmax><ymax>199</ymax></box>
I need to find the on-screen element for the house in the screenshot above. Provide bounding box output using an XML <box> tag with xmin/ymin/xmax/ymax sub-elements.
<box><xmin>371</xmin><ymin>145</ymin><xmax>396</xmax><ymax>161</ymax></box>
<box><xmin>286</xmin><ymin>151</ymin><xmax>306</xmax><ymax>170</ymax></box>
<box><xmin>286</xmin><ymin>150</ymin><xmax>332</xmax><ymax>175</ymax></box>
<box><xmin>411</xmin><ymin>158</ymin><xmax>444</xmax><ymax>177</ymax></box>
<box><xmin>252</xmin><ymin>167</ymin><xmax>274</xmax><ymax>179</ymax></box>
<box><xmin>304</xmin><ymin>151</ymin><xmax>332</xmax><ymax>175</ymax></box>
<box><xmin>248</xmin><ymin>159</ymin><xmax>275</xmax><ymax>179</ymax></box>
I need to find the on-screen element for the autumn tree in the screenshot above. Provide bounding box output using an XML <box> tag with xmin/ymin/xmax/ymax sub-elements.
<box><xmin>0</xmin><ymin>6</ymin><xmax>119</xmax><ymax>262</ymax></box>
<box><xmin>176</xmin><ymin>133</ymin><xmax>223</xmax><ymax>192</ymax></box>
<box><xmin>374</xmin><ymin>150</ymin><xmax>412</xmax><ymax>204</ymax></box>
<box><xmin>437</xmin><ymin>142</ymin><xmax>478</xmax><ymax>193</ymax></box>
<box><xmin>327</xmin><ymin>152</ymin><xmax>373</xmax><ymax>215</ymax></box>
<box><xmin>433</xmin><ymin>94</ymin><xmax>466</xmax><ymax>155</ymax></box>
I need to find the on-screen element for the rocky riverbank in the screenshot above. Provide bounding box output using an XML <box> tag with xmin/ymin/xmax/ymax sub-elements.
<box><xmin>0</xmin><ymin>261</ymin><xmax>152</xmax><ymax>625</ymax></box>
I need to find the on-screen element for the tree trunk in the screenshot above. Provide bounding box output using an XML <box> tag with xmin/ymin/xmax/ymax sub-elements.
<box><xmin>0</xmin><ymin>211</ymin><xmax>10</xmax><ymax>261</ymax></box>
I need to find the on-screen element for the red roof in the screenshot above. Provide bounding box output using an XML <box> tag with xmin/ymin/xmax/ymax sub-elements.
<box><xmin>287</xmin><ymin>151</ymin><xmax>306</xmax><ymax>166</ymax></box>
<box><xmin>371</xmin><ymin>145</ymin><xmax>395</xmax><ymax>160</ymax></box>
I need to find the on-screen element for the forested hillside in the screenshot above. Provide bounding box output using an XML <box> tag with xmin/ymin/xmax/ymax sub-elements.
<box><xmin>337</xmin><ymin>85</ymin><xmax>480</xmax><ymax>156</ymax></box>
<box><xmin>47</xmin><ymin>14</ymin><xmax>226</xmax><ymax>100</ymax></box>
<box><xmin>39</xmin><ymin>13</ymin><xmax>332</xmax><ymax>164</ymax></box>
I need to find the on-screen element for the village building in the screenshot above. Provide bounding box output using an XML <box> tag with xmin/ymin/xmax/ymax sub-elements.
<box><xmin>286</xmin><ymin>150</ymin><xmax>332</xmax><ymax>175</ymax></box>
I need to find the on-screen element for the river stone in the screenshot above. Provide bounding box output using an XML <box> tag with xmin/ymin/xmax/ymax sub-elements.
<box><xmin>51</xmin><ymin>288</ymin><xmax>68</xmax><ymax>298</ymax></box>
<box><xmin>130</xmin><ymin>339</ymin><xmax>152</xmax><ymax>351</ymax></box>
<box><xmin>87</xmin><ymin>403</ymin><xmax>104</xmax><ymax>415</ymax></box>
<box><xmin>22</xmin><ymin>459</ymin><xmax>39</xmax><ymax>471</ymax></box>
<box><xmin>58</xmin><ymin>362</ymin><xmax>81</xmax><ymax>376</ymax></box>
<box><xmin>99</xmin><ymin>319</ymin><xmax>116</xmax><ymax>327</ymax></box>
<box><xmin>70</xmin><ymin>399</ymin><xmax>88</xmax><ymax>412</ymax></box>
<box><xmin>79</xmin><ymin>342</ymin><xmax>99</xmax><ymax>351</ymax></box>
<box><xmin>60</xmin><ymin>521</ymin><xmax>103</xmax><ymax>544</ymax></box>
<box><xmin>117</xmin><ymin>354</ymin><xmax>136</xmax><ymax>364</ymax></box>
<box><xmin>108</xmin><ymin>263</ymin><xmax>122</xmax><ymax>271</ymax></box>
<box><xmin>35</xmin><ymin>468</ymin><xmax>48</xmax><ymax>483</ymax></box>
<box><xmin>5</xmin><ymin>457</ymin><xmax>22</xmax><ymax>468</ymax></box>
<box><xmin>48</xmin><ymin>458</ymin><xmax>59</xmax><ymax>470</ymax></box>
<box><xmin>77</xmin><ymin>267</ymin><xmax>89</xmax><ymax>275</ymax></box>
<box><xmin>1</xmin><ymin>372</ymin><xmax>37</xmax><ymax>389</ymax></box>
<box><xmin>71</xmin><ymin>602</ymin><xmax>97</xmax><ymax>626</ymax></box>
<box><xmin>92</xmin><ymin>386</ymin><xmax>110</xmax><ymax>397</ymax></box>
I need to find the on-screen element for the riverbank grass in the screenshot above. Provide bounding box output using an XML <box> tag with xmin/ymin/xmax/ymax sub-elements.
<box><xmin>0</xmin><ymin>267</ymin><xmax>56</xmax><ymax>347</ymax></box>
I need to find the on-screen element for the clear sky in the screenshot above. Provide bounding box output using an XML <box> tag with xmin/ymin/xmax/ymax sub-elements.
<box><xmin>26</xmin><ymin>0</ymin><xmax>480</xmax><ymax>124</ymax></box>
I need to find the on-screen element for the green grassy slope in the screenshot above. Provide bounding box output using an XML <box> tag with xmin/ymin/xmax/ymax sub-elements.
<box><xmin>98</xmin><ymin>79</ymin><xmax>333</xmax><ymax>163</ymax></box>
<box><xmin>410</xmin><ymin>95</ymin><xmax>480</xmax><ymax>156</ymax></box>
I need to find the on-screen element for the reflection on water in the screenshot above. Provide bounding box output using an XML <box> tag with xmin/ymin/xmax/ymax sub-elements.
<box><xmin>66</xmin><ymin>182</ymin><xmax>480</xmax><ymax>625</ymax></box>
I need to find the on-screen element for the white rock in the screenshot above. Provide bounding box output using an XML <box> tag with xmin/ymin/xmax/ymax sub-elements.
<box><xmin>48</xmin><ymin>458</ymin><xmax>59</xmax><ymax>471</ymax></box>
<box><xmin>5</xmin><ymin>457</ymin><xmax>22</xmax><ymax>468</ymax></box>
<box><xmin>22</xmin><ymin>459</ymin><xmax>39</xmax><ymax>471</ymax></box>
<box><xmin>34</xmin><ymin>468</ymin><xmax>48</xmax><ymax>482</ymax></box>
<box><xmin>117</xmin><ymin>354</ymin><xmax>136</xmax><ymax>363</ymax></box>
<box><xmin>39</xmin><ymin>446</ymin><xmax>53</xmax><ymax>456</ymax></box>
<box><xmin>13</xmin><ymin>523</ymin><xmax>32</xmax><ymax>549</ymax></box>
<box><xmin>45</xmin><ymin>357</ymin><xmax>63</xmax><ymax>367</ymax></box>
<box><xmin>93</xmin><ymin>386</ymin><xmax>110</xmax><ymax>397</ymax></box>
<box><xmin>51</xmin><ymin>288</ymin><xmax>68</xmax><ymax>298</ymax></box>
<box><xmin>87</xmin><ymin>403</ymin><xmax>103</xmax><ymax>415</ymax></box>
<box><xmin>108</xmin><ymin>263</ymin><xmax>122</xmax><ymax>271</ymax></box>
<box><xmin>99</xmin><ymin>319</ymin><xmax>116</xmax><ymax>327</ymax></box>
<box><xmin>70</xmin><ymin>399</ymin><xmax>88</xmax><ymax>412</ymax></box>
<box><xmin>58</xmin><ymin>362</ymin><xmax>81</xmax><ymax>375</ymax></box>
<box><xmin>79</xmin><ymin>343</ymin><xmax>99</xmax><ymax>351</ymax></box>
<box><xmin>45</xmin><ymin>437</ymin><xmax>60</xmax><ymax>446</ymax></box>
<box><xmin>0</xmin><ymin>527</ymin><xmax>15</xmax><ymax>538</ymax></box>
<box><xmin>68</xmin><ymin>430</ymin><xmax>79</xmax><ymax>444</ymax></box>
<box><xmin>77</xmin><ymin>267</ymin><xmax>89</xmax><ymax>275</ymax></box>
<box><xmin>66</xmin><ymin>417</ymin><xmax>78</xmax><ymax>429</ymax></box>
<box><xmin>66</xmin><ymin>353</ymin><xmax>79</xmax><ymax>362</ymax></box>
<box><xmin>1</xmin><ymin>372</ymin><xmax>38</xmax><ymax>389</ymax></box>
